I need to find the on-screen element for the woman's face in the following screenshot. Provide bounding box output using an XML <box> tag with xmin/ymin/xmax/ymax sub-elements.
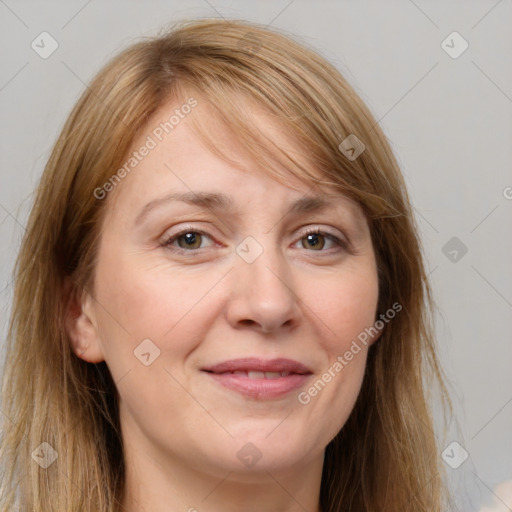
<box><xmin>72</xmin><ymin>95</ymin><xmax>380</xmax><ymax>479</ymax></box>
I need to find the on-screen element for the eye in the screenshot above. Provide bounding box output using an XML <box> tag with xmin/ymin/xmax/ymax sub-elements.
<box><xmin>294</xmin><ymin>228</ymin><xmax>346</xmax><ymax>253</ymax></box>
<box><xmin>161</xmin><ymin>229</ymin><xmax>215</xmax><ymax>252</ymax></box>
<box><xmin>161</xmin><ymin>226</ymin><xmax>348</xmax><ymax>255</ymax></box>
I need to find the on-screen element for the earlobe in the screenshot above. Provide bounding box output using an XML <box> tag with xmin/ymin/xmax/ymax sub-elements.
<box><xmin>368</xmin><ymin>328</ymin><xmax>383</xmax><ymax>347</ymax></box>
<box><xmin>367</xmin><ymin>314</ymin><xmax>385</xmax><ymax>347</ymax></box>
<box><xmin>64</xmin><ymin>278</ymin><xmax>105</xmax><ymax>363</ymax></box>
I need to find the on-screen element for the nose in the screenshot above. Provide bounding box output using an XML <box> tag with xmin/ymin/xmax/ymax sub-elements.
<box><xmin>225</xmin><ymin>241</ymin><xmax>301</xmax><ymax>335</ymax></box>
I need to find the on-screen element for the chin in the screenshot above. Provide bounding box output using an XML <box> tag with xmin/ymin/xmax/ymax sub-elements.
<box><xmin>197</xmin><ymin>429</ymin><xmax>318</xmax><ymax>476</ymax></box>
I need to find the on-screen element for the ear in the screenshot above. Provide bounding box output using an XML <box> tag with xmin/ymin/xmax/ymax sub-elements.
<box><xmin>367</xmin><ymin>311</ymin><xmax>387</xmax><ymax>347</ymax></box>
<box><xmin>63</xmin><ymin>277</ymin><xmax>105</xmax><ymax>363</ymax></box>
<box><xmin>368</xmin><ymin>327</ymin><xmax>383</xmax><ymax>347</ymax></box>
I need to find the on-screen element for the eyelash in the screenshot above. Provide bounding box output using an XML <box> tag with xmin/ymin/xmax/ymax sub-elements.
<box><xmin>160</xmin><ymin>226</ymin><xmax>348</xmax><ymax>256</ymax></box>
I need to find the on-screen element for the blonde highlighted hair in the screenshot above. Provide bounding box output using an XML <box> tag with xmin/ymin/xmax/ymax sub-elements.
<box><xmin>0</xmin><ymin>18</ymin><xmax>452</xmax><ymax>511</ymax></box>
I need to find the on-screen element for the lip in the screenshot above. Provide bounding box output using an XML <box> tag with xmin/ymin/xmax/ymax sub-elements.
<box><xmin>201</xmin><ymin>358</ymin><xmax>313</xmax><ymax>400</ymax></box>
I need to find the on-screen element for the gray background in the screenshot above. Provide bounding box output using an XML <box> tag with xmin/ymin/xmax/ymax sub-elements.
<box><xmin>1</xmin><ymin>1</ymin><xmax>511</xmax><ymax>510</ymax></box>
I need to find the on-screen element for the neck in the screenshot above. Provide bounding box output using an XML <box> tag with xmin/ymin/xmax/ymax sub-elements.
<box><xmin>119</xmin><ymin>439</ymin><xmax>324</xmax><ymax>512</ymax></box>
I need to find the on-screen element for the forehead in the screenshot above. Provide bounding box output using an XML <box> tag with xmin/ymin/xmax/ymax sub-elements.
<box><xmin>103</xmin><ymin>89</ymin><xmax>364</xmax><ymax>226</ymax></box>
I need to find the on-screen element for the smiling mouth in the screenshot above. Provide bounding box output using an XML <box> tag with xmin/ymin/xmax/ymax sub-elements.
<box><xmin>210</xmin><ymin>370</ymin><xmax>295</xmax><ymax>379</ymax></box>
<box><xmin>201</xmin><ymin>358</ymin><xmax>312</xmax><ymax>399</ymax></box>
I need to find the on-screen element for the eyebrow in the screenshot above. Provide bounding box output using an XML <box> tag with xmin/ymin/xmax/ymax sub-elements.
<box><xmin>134</xmin><ymin>191</ymin><xmax>341</xmax><ymax>226</ymax></box>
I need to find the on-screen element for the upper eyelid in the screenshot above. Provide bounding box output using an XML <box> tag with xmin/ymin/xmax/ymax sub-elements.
<box><xmin>164</xmin><ymin>224</ymin><xmax>344</xmax><ymax>239</ymax></box>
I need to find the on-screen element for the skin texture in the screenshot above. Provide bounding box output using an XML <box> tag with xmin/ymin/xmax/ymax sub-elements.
<box><xmin>66</xmin><ymin>95</ymin><xmax>381</xmax><ymax>512</ymax></box>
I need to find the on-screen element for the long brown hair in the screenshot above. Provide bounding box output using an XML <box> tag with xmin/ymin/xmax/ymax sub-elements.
<box><xmin>0</xmin><ymin>18</ymin><xmax>452</xmax><ymax>511</ymax></box>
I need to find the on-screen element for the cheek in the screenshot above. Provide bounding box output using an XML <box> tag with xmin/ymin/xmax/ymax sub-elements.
<box><xmin>296</xmin><ymin>268</ymin><xmax>377</xmax><ymax>444</ymax></box>
<box><xmin>90</xmin><ymin>253</ymin><xmax>222</xmax><ymax>427</ymax></box>
<box><xmin>92</xmin><ymin>246</ymin><xmax>227</xmax><ymax>370</ymax></box>
<box><xmin>307</xmin><ymin>264</ymin><xmax>379</xmax><ymax>355</ymax></box>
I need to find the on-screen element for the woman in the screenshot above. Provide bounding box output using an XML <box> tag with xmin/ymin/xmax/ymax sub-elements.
<box><xmin>0</xmin><ymin>18</ymin><xmax>452</xmax><ymax>511</ymax></box>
